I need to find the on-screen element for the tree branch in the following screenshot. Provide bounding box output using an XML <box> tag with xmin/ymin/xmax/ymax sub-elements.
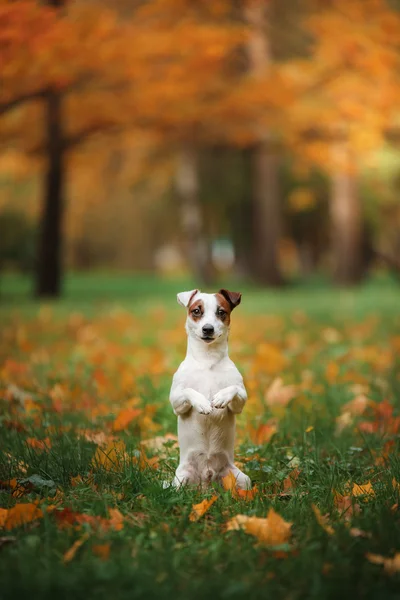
<box><xmin>0</xmin><ymin>90</ymin><xmax>46</xmax><ymax>116</ymax></box>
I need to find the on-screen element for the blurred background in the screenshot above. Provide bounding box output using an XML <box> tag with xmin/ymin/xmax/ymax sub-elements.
<box><xmin>1</xmin><ymin>0</ymin><xmax>400</xmax><ymax>299</ymax></box>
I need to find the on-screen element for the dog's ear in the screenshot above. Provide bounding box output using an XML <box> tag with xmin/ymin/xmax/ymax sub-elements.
<box><xmin>219</xmin><ymin>289</ymin><xmax>242</xmax><ymax>310</ymax></box>
<box><xmin>177</xmin><ymin>289</ymin><xmax>199</xmax><ymax>308</ymax></box>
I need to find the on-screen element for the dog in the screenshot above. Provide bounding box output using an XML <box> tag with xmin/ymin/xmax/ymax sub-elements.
<box><xmin>170</xmin><ymin>288</ymin><xmax>251</xmax><ymax>490</ymax></box>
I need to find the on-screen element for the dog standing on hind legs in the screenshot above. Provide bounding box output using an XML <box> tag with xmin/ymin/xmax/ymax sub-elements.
<box><xmin>169</xmin><ymin>288</ymin><xmax>251</xmax><ymax>490</ymax></box>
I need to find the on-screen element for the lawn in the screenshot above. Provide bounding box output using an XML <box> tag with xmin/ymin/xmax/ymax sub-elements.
<box><xmin>0</xmin><ymin>274</ymin><xmax>400</xmax><ymax>600</ymax></box>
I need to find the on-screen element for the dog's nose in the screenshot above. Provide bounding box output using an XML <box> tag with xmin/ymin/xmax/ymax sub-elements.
<box><xmin>202</xmin><ymin>324</ymin><xmax>214</xmax><ymax>336</ymax></box>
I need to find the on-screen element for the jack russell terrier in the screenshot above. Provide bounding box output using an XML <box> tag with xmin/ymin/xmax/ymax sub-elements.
<box><xmin>170</xmin><ymin>288</ymin><xmax>251</xmax><ymax>490</ymax></box>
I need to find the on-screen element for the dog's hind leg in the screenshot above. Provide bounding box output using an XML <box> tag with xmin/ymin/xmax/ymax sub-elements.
<box><xmin>229</xmin><ymin>465</ymin><xmax>252</xmax><ymax>490</ymax></box>
<box><xmin>172</xmin><ymin>464</ymin><xmax>199</xmax><ymax>488</ymax></box>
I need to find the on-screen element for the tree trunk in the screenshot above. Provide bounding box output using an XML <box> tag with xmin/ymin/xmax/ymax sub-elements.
<box><xmin>35</xmin><ymin>87</ymin><xmax>64</xmax><ymax>297</ymax></box>
<box><xmin>245</xmin><ymin>1</ymin><xmax>283</xmax><ymax>286</ymax></box>
<box><xmin>175</xmin><ymin>145</ymin><xmax>214</xmax><ymax>285</ymax></box>
<box><xmin>250</xmin><ymin>144</ymin><xmax>283</xmax><ymax>285</ymax></box>
<box><xmin>330</xmin><ymin>168</ymin><xmax>363</xmax><ymax>284</ymax></box>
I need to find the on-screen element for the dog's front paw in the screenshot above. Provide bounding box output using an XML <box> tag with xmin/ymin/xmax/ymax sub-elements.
<box><xmin>193</xmin><ymin>397</ymin><xmax>212</xmax><ymax>415</ymax></box>
<box><xmin>212</xmin><ymin>386</ymin><xmax>235</xmax><ymax>409</ymax></box>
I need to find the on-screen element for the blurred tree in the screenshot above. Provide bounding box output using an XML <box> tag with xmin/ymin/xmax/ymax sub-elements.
<box><xmin>244</xmin><ymin>0</ymin><xmax>282</xmax><ymax>285</ymax></box>
<box><xmin>283</xmin><ymin>0</ymin><xmax>400</xmax><ymax>283</ymax></box>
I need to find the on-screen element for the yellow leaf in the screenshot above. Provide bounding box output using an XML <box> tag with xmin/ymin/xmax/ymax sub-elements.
<box><xmin>189</xmin><ymin>495</ymin><xmax>218</xmax><ymax>522</ymax></box>
<box><xmin>226</xmin><ymin>508</ymin><xmax>292</xmax><ymax>546</ymax></box>
<box><xmin>392</xmin><ymin>478</ymin><xmax>400</xmax><ymax>491</ymax></box>
<box><xmin>351</xmin><ymin>481</ymin><xmax>375</xmax><ymax>498</ymax></box>
<box><xmin>305</xmin><ymin>426</ymin><xmax>314</xmax><ymax>433</ymax></box>
<box><xmin>366</xmin><ymin>552</ymin><xmax>400</xmax><ymax>575</ymax></box>
<box><xmin>92</xmin><ymin>543</ymin><xmax>110</xmax><ymax>561</ymax></box>
<box><xmin>312</xmin><ymin>504</ymin><xmax>334</xmax><ymax>535</ymax></box>
<box><xmin>92</xmin><ymin>440</ymin><xmax>126</xmax><ymax>472</ymax></box>
<box><xmin>222</xmin><ymin>471</ymin><xmax>237</xmax><ymax>494</ymax></box>
<box><xmin>0</xmin><ymin>508</ymin><xmax>8</xmax><ymax>528</ymax></box>
<box><xmin>63</xmin><ymin>532</ymin><xmax>90</xmax><ymax>564</ymax></box>
<box><xmin>3</xmin><ymin>503</ymin><xmax>43</xmax><ymax>531</ymax></box>
<box><xmin>108</xmin><ymin>508</ymin><xmax>124</xmax><ymax>531</ymax></box>
<box><xmin>112</xmin><ymin>407</ymin><xmax>142</xmax><ymax>432</ymax></box>
<box><xmin>264</xmin><ymin>378</ymin><xmax>297</xmax><ymax>408</ymax></box>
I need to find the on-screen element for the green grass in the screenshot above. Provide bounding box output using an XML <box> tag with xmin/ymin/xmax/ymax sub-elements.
<box><xmin>0</xmin><ymin>273</ymin><xmax>400</xmax><ymax>600</ymax></box>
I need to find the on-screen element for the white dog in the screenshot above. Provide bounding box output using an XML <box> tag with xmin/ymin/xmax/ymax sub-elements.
<box><xmin>170</xmin><ymin>288</ymin><xmax>251</xmax><ymax>490</ymax></box>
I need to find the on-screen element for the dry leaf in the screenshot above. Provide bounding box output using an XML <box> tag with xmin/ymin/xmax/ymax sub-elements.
<box><xmin>63</xmin><ymin>532</ymin><xmax>90</xmax><ymax>564</ymax></box>
<box><xmin>226</xmin><ymin>508</ymin><xmax>292</xmax><ymax>546</ymax></box>
<box><xmin>351</xmin><ymin>481</ymin><xmax>375</xmax><ymax>499</ymax></box>
<box><xmin>333</xmin><ymin>491</ymin><xmax>360</xmax><ymax>521</ymax></box>
<box><xmin>349</xmin><ymin>527</ymin><xmax>371</xmax><ymax>538</ymax></box>
<box><xmin>264</xmin><ymin>378</ymin><xmax>297</xmax><ymax>408</ymax></box>
<box><xmin>2</xmin><ymin>503</ymin><xmax>43</xmax><ymax>531</ymax></box>
<box><xmin>108</xmin><ymin>508</ymin><xmax>124</xmax><ymax>531</ymax></box>
<box><xmin>92</xmin><ymin>440</ymin><xmax>126</xmax><ymax>471</ymax></box>
<box><xmin>249</xmin><ymin>421</ymin><xmax>278</xmax><ymax>445</ymax></box>
<box><xmin>366</xmin><ymin>552</ymin><xmax>400</xmax><ymax>575</ymax></box>
<box><xmin>26</xmin><ymin>437</ymin><xmax>52</xmax><ymax>451</ymax></box>
<box><xmin>312</xmin><ymin>504</ymin><xmax>334</xmax><ymax>535</ymax></box>
<box><xmin>189</xmin><ymin>495</ymin><xmax>218</xmax><ymax>522</ymax></box>
<box><xmin>92</xmin><ymin>543</ymin><xmax>110</xmax><ymax>560</ymax></box>
<box><xmin>222</xmin><ymin>471</ymin><xmax>258</xmax><ymax>501</ymax></box>
<box><xmin>113</xmin><ymin>407</ymin><xmax>142</xmax><ymax>432</ymax></box>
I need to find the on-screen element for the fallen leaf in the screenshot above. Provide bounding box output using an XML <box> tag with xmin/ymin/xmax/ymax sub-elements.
<box><xmin>351</xmin><ymin>481</ymin><xmax>375</xmax><ymax>499</ymax></box>
<box><xmin>366</xmin><ymin>552</ymin><xmax>400</xmax><ymax>575</ymax></box>
<box><xmin>221</xmin><ymin>471</ymin><xmax>258</xmax><ymax>501</ymax></box>
<box><xmin>264</xmin><ymin>378</ymin><xmax>297</xmax><ymax>408</ymax></box>
<box><xmin>26</xmin><ymin>437</ymin><xmax>52</xmax><ymax>451</ymax></box>
<box><xmin>305</xmin><ymin>426</ymin><xmax>314</xmax><ymax>433</ymax></box>
<box><xmin>226</xmin><ymin>508</ymin><xmax>292</xmax><ymax>546</ymax></box>
<box><xmin>133</xmin><ymin>448</ymin><xmax>159</xmax><ymax>471</ymax></box>
<box><xmin>249</xmin><ymin>421</ymin><xmax>278</xmax><ymax>445</ymax></box>
<box><xmin>108</xmin><ymin>508</ymin><xmax>124</xmax><ymax>531</ymax></box>
<box><xmin>2</xmin><ymin>503</ymin><xmax>43</xmax><ymax>531</ymax></box>
<box><xmin>312</xmin><ymin>504</ymin><xmax>334</xmax><ymax>535</ymax></box>
<box><xmin>92</xmin><ymin>440</ymin><xmax>126</xmax><ymax>472</ymax></box>
<box><xmin>333</xmin><ymin>491</ymin><xmax>360</xmax><ymax>521</ymax></box>
<box><xmin>63</xmin><ymin>532</ymin><xmax>90</xmax><ymax>563</ymax></box>
<box><xmin>189</xmin><ymin>495</ymin><xmax>218</xmax><ymax>522</ymax></box>
<box><xmin>349</xmin><ymin>527</ymin><xmax>371</xmax><ymax>538</ymax></box>
<box><xmin>113</xmin><ymin>407</ymin><xmax>142</xmax><ymax>432</ymax></box>
<box><xmin>0</xmin><ymin>509</ymin><xmax>8</xmax><ymax>528</ymax></box>
<box><xmin>92</xmin><ymin>543</ymin><xmax>110</xmax><ymax>560</ymax></box>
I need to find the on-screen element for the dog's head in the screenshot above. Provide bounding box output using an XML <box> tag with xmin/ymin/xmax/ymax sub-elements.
<box><xmin>177</xmin><ymin>289</ymin><xmax>241</xmax><ymax>344</ymax></box>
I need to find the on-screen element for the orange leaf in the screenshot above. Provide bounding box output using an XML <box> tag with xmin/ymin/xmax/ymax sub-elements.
<box><xmin>113</xmin><ymin>407</ymin><xmax>142</xmax><ymax>432</ymax></box>
<box><xmin>226</xmin><ymin>508</ymin><xmax>292</xmax><ymax>546</ymax></box>
<box><xmin>312</xmin><ymin>504</ymin><xmax>334</xmax><ymax>535</ymax></box>
<box><xmin>351</xmin><ymin>481</ymin><xmax>375</xmax><ymax>499</ymax></box>
<box><xmin>108</xmin><ymin>508</ymin><xmax>124</xmax><ymax>531</ymax></box>
<box><xmin>0</xmin><ymin>508</ymin><xmax>8</xmax><ymax>528</ymax></box>
<box><xmin>250</xmin><ymin>421</ymin><xmax>278</xmax><ymax>445</ymax></box>
<box><xmin>189</xmin><ymin>495</ymin><xmax>218</xmax><ymax>522</ymax></box>
<box><xmin>3</xmin><ymin>502</ymin><xmax>43</xmax><ymax>531</ymax></box>
<box><xmin>92</xmin><ymin>543</ymin><xmax>110</xmax><ymax>561</ymax></box>
<box><xmin>63</xmin><ymin>532</ymin><xmax>90</xmax><ymax>564</ymax></box>
<box><xmin>26</xmin><ymin>437</ymin><xmax>51</xmax><ymax>451</ymax></box>
<box><xmin>264</xmin><ymin>378</ymin><xmax>297</xmax><ymax>408</ymax></box>
<box><xmin>222</xmin><ymin>471</ymin><xmax>237</xmax><ymax>495</ymax></box>
<box><xmin>366</xmin><ymin>552</ymin><xmax>400</xmax><ymax>575</ymax></box>
<box><xmin>92</xmin><ymin>440</ymin><xmax>126</xmax><ymax>472</ymax></box>
<box><xmin>333</xmin><ymin>491</ymin><xmax>360</xmax><ymax>521</ymax></box>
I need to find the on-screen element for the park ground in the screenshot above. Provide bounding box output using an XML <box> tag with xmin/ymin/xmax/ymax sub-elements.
<box><xmin>0</xmin><ymin>273</ymin><xmax>400</xmax><ymax>600</ymax></box>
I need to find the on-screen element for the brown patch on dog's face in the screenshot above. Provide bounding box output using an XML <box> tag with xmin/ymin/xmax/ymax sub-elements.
<box><xmin>215</xmin><ymin>293</ymin><xmax>232</xmax><ymax>325</ymax></box>
<box><xmin>188</xmin><ymin>299</ymin><xmax>204</xmax><ymax>322</ymax></box>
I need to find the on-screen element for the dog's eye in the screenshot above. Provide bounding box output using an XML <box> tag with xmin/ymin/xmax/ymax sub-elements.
<box><xmin>192</xmin><ymin>308</ymin><xmax>201</xmax><ymax>316</ymax></box>
<box><xmin>217</xmin><ymin>309</ymin><xmax>226</xmax><ymax>317</ymax></box>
